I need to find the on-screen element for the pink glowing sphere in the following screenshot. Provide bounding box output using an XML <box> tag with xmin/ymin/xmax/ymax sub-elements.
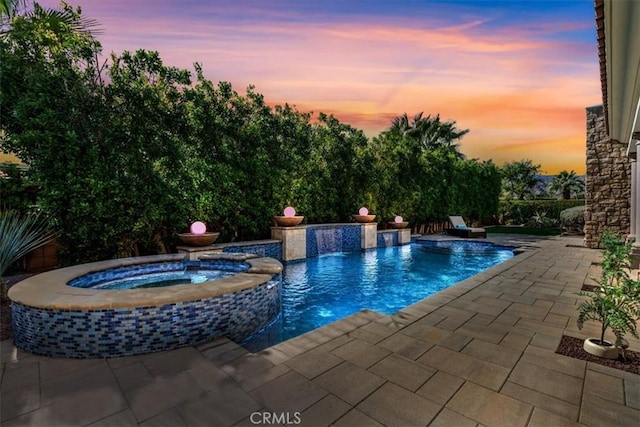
<box><xmin>394</xmin><ymin>216</ymin><xmax>404</xmax><ymax>223</ymax></box>
<box><xmin>283</xmin><ymin>206</ymin><xmax>296</xmax><ymax>217</ymax></box>
<box><xmin>359</xmin><ymin>207</ymin><xmax>369</xmax><ymax>216</ymax></box>
<box><xmin>190</xmin><ymin>221</ymin><xmax>207</xmax><ymax>235</ymax></box>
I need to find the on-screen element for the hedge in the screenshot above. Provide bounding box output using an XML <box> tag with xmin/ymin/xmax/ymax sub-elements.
<box><xmin>499</xmin><ymin>199</ymin><xmax>585</xmax><ymax>225</ymax></box>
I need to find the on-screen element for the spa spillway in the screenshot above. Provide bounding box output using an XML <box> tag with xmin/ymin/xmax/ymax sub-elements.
<box><xmin>8</xmin><ymin>253</ymin><xmax>282</xmax><ymax>358</ymax></box>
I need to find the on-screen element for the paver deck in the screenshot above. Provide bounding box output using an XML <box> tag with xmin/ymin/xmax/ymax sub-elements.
<box><xmin>2</xmin><ymin>236</ymin><xmax>639</xmax><ymax>426</ymax></box>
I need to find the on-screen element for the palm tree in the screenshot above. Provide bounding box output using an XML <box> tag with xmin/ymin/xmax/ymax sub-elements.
<box><xmin>413</xmin><ymin>114</ymin><xmax>469</xmax><ymax>156</ymax></box>
<box><xmin>1</xmin><ymin>0</ymin><xmax>101</xmax><ymax>35</ymax></box>
<box><xmin>388</xmin><ymin>112</ymin><xmax>469</xmax><ymax>158</ymax></box>
<box><xmin>548</xmin><ymin>170</ymin><xmax>584</xmax><ymax>200</ymax></box>
<box><xmin>0</xmin><ymin>0</ymin><xmax>25</xmax><ymax>20</ymax></box>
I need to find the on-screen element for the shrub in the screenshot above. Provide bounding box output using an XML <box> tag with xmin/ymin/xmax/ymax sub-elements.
<box><xmin>560</xmin><ymin>205</ymin><xmax>585</xmax><ymax>234</ymax></box>
<box><xmin>0</xmin><ymin>163</ymin><xmax>38</xmax><ymax>213</ymax></box>
<box><xmin>499</xmin><ymin>199</ymin><xmax>584</xmax><ymax>225</ymax></box>
<box><xmin>526</xmin><ymin>211</ymin><xmax>558</xmax><ymax>228</ymax></box>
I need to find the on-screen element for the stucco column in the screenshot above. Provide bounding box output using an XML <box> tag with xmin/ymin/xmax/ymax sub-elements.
<box><xmin>631</xmin><ymin>158</ymin><xmax>637</xmax><ymax>241</ymax></box>
<box><xmin>635</xmin><ymin>142</ymin><xmax>640</xmax><ymax>247</ymax></box>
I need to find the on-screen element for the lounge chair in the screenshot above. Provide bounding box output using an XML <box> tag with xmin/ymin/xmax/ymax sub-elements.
<box><xmin>445</xmin><ymin>216</ymin><xmax>487</xmax><ymax>238</ymax></box>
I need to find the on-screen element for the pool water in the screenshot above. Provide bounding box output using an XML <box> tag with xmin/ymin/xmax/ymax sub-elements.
<box><xmin>242</xmin><ymin>241</ymin><xmax>513</xmax><ymax>351</ymax></box>
<box><xmin>85</xmin><ymin>270</ymin><xmax>234</xmax><ymax>290</ymax></box>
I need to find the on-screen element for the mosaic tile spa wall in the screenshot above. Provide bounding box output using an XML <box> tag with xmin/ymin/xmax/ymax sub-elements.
<box><xmin>12</xmin><ymin>277</ymin><xmax>282</xmax><ymax>358</ymax></box>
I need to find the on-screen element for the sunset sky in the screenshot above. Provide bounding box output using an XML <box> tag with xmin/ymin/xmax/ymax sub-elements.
<box><xmin>27</xmin><ymin>0</ymin><xmax>600</xmax><ymax>174</ymax></box>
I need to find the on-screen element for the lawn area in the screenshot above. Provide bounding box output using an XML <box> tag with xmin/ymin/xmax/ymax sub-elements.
<box><xmin>486</xmin><ymin>225</ymin><xmax>562</xmax><ymax>236</ymax></box>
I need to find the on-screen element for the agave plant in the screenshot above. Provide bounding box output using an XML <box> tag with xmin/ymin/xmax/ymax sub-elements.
<box><xmin>0</xmin><ymin>209</ymin><xmax>57</xmax><ymax>279</ymax></box>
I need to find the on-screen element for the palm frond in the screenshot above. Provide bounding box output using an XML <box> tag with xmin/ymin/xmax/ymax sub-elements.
<box><xmin>28</xmin><ymin>4</ymin><xmax>102</xmax><ymax>35</ymax></box>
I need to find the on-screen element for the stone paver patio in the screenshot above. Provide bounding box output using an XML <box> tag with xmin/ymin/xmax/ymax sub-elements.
<box><xmin>1</xmin><ymin>236</ymin><xmax>639</xmax><ymax>426</ymax></box>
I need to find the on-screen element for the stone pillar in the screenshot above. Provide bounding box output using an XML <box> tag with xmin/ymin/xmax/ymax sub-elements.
<box><xmin>584</xmin><ymin>105</ymin><xmax>631</xmax><ymax>248</ymax></box>
<box><xmin>633</xmin><ymin>145</ymin><xmax>640</xmax><ymax>267</ymax></box>
<box><xmin>361</xmin><ymin>223</ymin><xmax>378</xmax><ymax>249</ymax></box>
<box><xmin>634</xmin><ymin>142</ymin><xmax>640</xmax><ymax>244</ymax></box>
<box><xmin>271</xmin><ymin>226</ymin><xmax>306</xmax><ymax>261</ymax></box>
<box><xmin>398</xmin><ymin>229</ymin><xmax>411</xmax><ymax>245</ymax></box>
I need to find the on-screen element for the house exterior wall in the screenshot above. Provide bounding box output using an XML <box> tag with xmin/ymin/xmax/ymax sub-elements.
<box><xmin>584</xmin><ymin>105</ymin><xmax>631</xmax><ymax>248</ymax></box>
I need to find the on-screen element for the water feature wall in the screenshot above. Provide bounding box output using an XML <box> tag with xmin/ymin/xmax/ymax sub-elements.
<box><xmin>307</xmin><ymin>225</ymin><xmax>361</xmax><ymax>257</ymax></box>
<box><xmin>179</xmin><ymin>224</ymin><xmax>411</xmax><ymax>262</ymax></box>
<box><xmin>272</xmin><ymin>223</ymin><xmax>411</xmax><ymax>261</ymax></box>
<box><xmin>377</xmin><ymin>231</ymin><xmax>398</xmax><ymax>247</ymax></box>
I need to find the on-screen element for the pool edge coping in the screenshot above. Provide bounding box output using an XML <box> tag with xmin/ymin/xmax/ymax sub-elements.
<box><xmin>8</xmin><ymin>253</ymin><xmax>283</xmax><ymax>310</ymax></box>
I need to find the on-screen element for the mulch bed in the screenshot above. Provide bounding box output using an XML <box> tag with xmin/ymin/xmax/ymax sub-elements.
<box><xmin>0</xmin><ymin>295</ymin><xmax>11</xmax><ymax>341</ymax></box>
<box><xmin>580</xmin><ymin>284</ymin><xmax>599</xmax><ymax>292</ymax></box>
<box><xmin>556</xmin><ymin>335</ymin><xmax>640</xmax><ymax>375</ymax></box>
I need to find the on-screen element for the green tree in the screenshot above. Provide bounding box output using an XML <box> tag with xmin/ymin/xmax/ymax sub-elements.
<box><xmin>450</xmin><ymin>159</ymin><xmax>501</xmax><ymax>221</ymax></box>
<box><xmin>1</xmin><ymin>4</ymin><xmax>192</xmax><ymax>262</ymax></box>
<box><xmin>548</xmin><ymin>170</ymin><xmax>584</xmax><ymax>200</ymax></box>
<box><xmin>369</xmin><ymin>115</ymin><xmax>498</xmax><ymax>228</ymax></box>
<box><xmin>1</xmin><ymin>0</ymin><xmax>100</xmax><ymax>35</ymax></box>
<box><xmin>0</xmin><ymin>2</ymin><xmax>502</xmax><ymax>263</ymax></box>
<box><xmin>388</xmin><ymin>112</ymin><xmax>468</xmax><ymax>158</ymax></box>
<box><xmin>0</xmin><ymin>163</ymin><xmax>38</xmax><ymax>213</ymax></box>
<box><xmin>500</xmin><ymin>159</ymin><xmax>541</xmax><ymax>200</ymax></box>
<box><xmin>303</xmin><ymin>113</ymin><xmax>372</xmax><ymax>223</ymax></box>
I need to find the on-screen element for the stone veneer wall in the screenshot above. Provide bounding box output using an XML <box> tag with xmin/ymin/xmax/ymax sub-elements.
<box><xmin>584</xmin><ymin>105</ymin><xmax>631</xmax><ymax>248</ymax></box>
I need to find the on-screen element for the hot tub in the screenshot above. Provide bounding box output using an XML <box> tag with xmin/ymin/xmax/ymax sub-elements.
<box><xmin>8</xmin><ymin>253</ymin><xmax>282</xmax><ymax>358</ymax></box>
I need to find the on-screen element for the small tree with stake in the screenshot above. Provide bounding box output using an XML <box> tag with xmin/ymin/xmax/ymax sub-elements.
<box><xmin>577</xmin><ymin>231</ymin><xmax>640</xmax><ymax>359</ymax></box>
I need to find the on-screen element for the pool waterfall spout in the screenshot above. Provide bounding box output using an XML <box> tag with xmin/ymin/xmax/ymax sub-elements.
<box><xmin>314</xmin><ymin>228</ymin><xmax>343</xmax><ymax>255</ymax></box>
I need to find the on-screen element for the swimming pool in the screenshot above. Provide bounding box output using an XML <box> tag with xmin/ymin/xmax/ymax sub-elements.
<box><xmin>242</xmin><ymin>240</ymin><xmax>513</xmax><ymax>351</ymax></box>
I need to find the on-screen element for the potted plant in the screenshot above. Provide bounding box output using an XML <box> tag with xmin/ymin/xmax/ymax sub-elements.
<box><xmin>577</xmin><ymin>231</ymin><xmax>640</xmax><ymax>359</ymax></box>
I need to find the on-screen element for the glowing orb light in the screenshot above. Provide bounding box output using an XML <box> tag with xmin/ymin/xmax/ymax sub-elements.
<box><xmin>359</xmin><ymin>207</ymin><xmax>369</xmax><ymax>216</ymax></box>
<box><xmin>283</xmin><ymin>206</ymin><xmax>296</xmax><ymax>217</ymax></box>
<box><xmin>190</xmin><ymin>221</ymin><xmax>206</xmax><ymax>235</ymax></box>
<box><xmin>395</xmin><ymin>216</ymin><xmax>403</xmax><ymax>223</ymax></box>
